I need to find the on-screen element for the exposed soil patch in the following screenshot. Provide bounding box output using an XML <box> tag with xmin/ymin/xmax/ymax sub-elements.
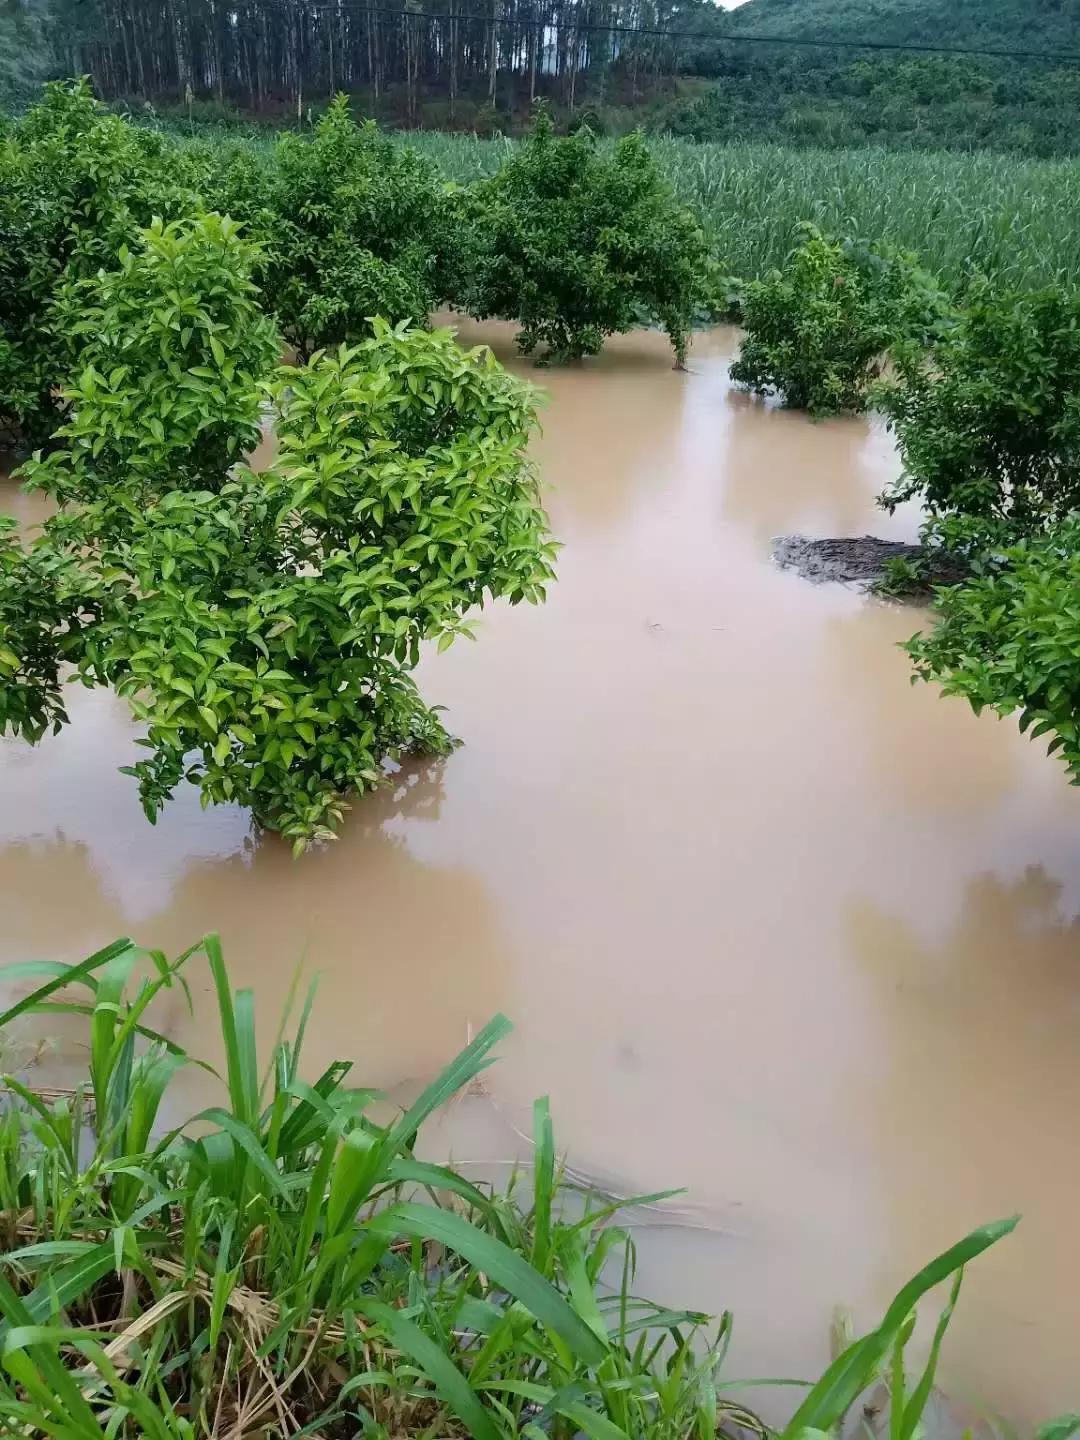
<box><xmin>772</xmin><ymin>535</ymin><xmax>965</xmax><ymax>595</ymax></box>
<box><xmin>772</xmin><ymin>535</ymin><xmax>921</xmax><ymax>585</ymax></box>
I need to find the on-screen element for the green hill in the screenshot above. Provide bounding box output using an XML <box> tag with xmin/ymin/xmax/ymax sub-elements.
<box><xmin>727</xmin><ymin>0</ymin><xmax>1080</xmax><ymax>52</ymax></box>
<box><xmin>650</xmin><ymin>0</ymin><xmax>1080</xmax><ymax>154</ymax></box>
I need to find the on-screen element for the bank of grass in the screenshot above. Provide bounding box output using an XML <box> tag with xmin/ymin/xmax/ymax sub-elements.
<box><xmin>404</xmin><ymin>131</ymin><xmax>1080</xmax><ymax>291</ymax></box>
<box><xmin>0</xmin><ymin>933</ymin><xmax>1035</xmax><ymax>1438</ymax></box>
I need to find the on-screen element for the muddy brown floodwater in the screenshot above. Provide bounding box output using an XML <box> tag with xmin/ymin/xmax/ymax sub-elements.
<box><xmin>3</xmin><ymin>323</ymin><xmax>1080</xmax><ymax>1428</ymax></box>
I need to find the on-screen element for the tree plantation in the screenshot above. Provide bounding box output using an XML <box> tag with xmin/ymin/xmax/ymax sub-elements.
<box><xmin>5</xmin><ymin>78</ymin><xmax>1080</xmax><ymax>833</ymax></box>
<box><xmin>2</xmin><ymin>58</ymin><xmax>1080</xmax><ymax>1440</ymax></box>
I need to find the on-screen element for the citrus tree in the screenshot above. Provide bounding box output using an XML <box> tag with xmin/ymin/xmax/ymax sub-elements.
<box><xmin>880</xmin><ymin>282</ymin><xmax>1080</xmax><ymax>528</ymax></box>
<box><xmin>906</xmin><ymin>520</ymin><xmax>1080</xmax><ymax>783</ymax></box>
<box><xmin>730</xmin><ymin>223</ymin><xmax>946</xmax><ymax>416</ymax></box>
<box><xmin>458</xmin><ymin>110</ymin><xmax>709</xmax><ymax>365</ymax></box>
<box><xmin>212</xmin><ymin>95</ymin><xmax>458</xmax><ymax>359</ymax></box>
<box><xmin>2</xmin><ymin>216</ymin><xmax>556</xmax><ymax>850</ymax></box>
<box><xmin>0</xmin><ymin>78</ymin><xmax>201</xmax><ymax>446</ymax></box>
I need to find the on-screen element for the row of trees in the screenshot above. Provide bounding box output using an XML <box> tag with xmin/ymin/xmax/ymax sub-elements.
<box><xmin>730</xmin><ymin>223</ymin><xmax>1080</xmax><ymax>793</ymax></box>
<box><xmin>11</xmin><ymin>0</ymin><xmax>731</xmax><ymax>120</ymax></box>
<box><xmin>0</xmin><ymin>81</ymin><xmax>709</xmax><ymax>845</ymax></box>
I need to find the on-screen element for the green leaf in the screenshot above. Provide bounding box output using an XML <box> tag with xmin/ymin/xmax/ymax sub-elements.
<box><xmin>358</xmin><ymin>1298</ymin><xmax>501</xmax><ymax>1440</ymax></box>
<box><xmin>365</xmin><ymin>1203</ymin><xmax>608</xmax><ymax>1364</ymax></box>
<box><xmin>0</xmin><ymin>939</ymin><xmax>136</xmax><ymax>1031</ymax></box>
<box><xmin>781</xmin><ymin>1217</ymin><xmax>1019</xmax><ymax>1439</ymax></box>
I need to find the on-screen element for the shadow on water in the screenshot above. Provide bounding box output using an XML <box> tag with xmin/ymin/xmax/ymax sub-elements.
<box><xmin>0</xmin><ymin>747</ymin><xmax>513</xmax><ymax>1103</ymax></box>
<box><xmin>718</xmin><ymin>391</ymin><xmax>911</xmax><ymax>551</ymax></box>
<box><xmin>847</xmin><ymin>868</ymin><xmax>1080</xmax><ymax>1425</ymax></box>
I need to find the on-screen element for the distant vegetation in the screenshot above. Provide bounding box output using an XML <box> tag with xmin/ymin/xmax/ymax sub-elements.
<box><xmin>8</xmin><ymin>0</ymin><xmax>1080</xmax><ymax>156</ymax></box>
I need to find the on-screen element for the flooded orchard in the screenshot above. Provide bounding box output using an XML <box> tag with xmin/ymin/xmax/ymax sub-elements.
<box><xmin>2</xmin><ymin>322</ymin><xmax>1080</xmax><ymax>1427</ymax></box>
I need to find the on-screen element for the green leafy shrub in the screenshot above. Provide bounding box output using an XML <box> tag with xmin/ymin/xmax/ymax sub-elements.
<box><xmin>459</xmin><ymin>110</ymin><xmax>710</xmax><ymax>364</ymax></box>
<box><xmin>697</xmin><ymin>255</ymin><xmax>747</xmax><ymax>325</ymax></box>
<box><xmin>0</xmin><ymin>933</ymin><xmax>1036</xmax><ymax>1439</ymax></box>
<box><xmin>906</xmin><ymin>519</ymin><xmax>1080</xmax><ymax>782</ymax></box>
<box><xmin>26</xmin><ymin>211</ymin><xmax>279</xmax><ymax>509</ymax></box>
<box><xmin>222</xmin><ymin>95</ymin><xmax>458</xmax><ymax>358</ymax></box>
<box><xmin>0</xmin><ymin>78</ymin><xmax>201</xmax><ymax>446</ymax></box>
<box><xmin>730</xmin><ymin>222</ymin><xmax>946</xmax><ymax>416</ymax></box>
<box><xmin>880</xmin><ymin>282</ymin><xmax>1080</xmax><ymax>528</ymax></box>
<box><xmin>0</xmin><ymin>516</ymin><xmax>80</xmax><ymax>741</ymax></box>
<box><xmin>2</xmin><ymin>217</ymin><xmax>555</xmax><ymax>850</ymax></box>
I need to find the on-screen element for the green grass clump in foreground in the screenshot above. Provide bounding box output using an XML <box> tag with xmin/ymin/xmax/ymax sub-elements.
<box><xmin>403</xmin><ymin>130</ymin><xmax>1080</xmax><ymax>291</ymax></box>
<box><xmin>0</xmin><ymin>933</ymin><xmax>1040</xmax><ymax>1438</ymax></box>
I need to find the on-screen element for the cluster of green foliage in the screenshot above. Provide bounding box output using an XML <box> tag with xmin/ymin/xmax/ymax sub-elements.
<box><xmin>0</xmin><ymin>78</ymin><xmax>201</xmax><ymax>446</ymax></box>
<box><xmin>906</xmin><ymin>522</ymin><xmax>1080</xmax><ymax>781</ymax></box>
<box><xmin>207</xmin><ymin>95</ymin><xmax>457</xmax><ymax>358</ymax></box>
<box><xmin>1</xmin><ymin>214</ymin><xmax>555</xmax><ymax>849</ymax></box>
<box><xmin>186</xmin><ymin>98</ymin><xmax>715</xmax><ymax>369</ymax></box>
<box><xmin>656</xmin><ymin>51</ymin><xmax>1080</xmax><ymax>159</ymax></box>
<box><xmin>661</xmin><ymin>0</ymin><xmax>1080</xmax><ymax>159</ymax></box>
<box><xmin>0</xmin><ymin>932</ymin><xmax>1046</xmax><ymax>1438</ymax></box>
<box><xmin>729</xmin><ymin>223</ymin><xmax>946</xmax><ymax>416</ymax></box>
<box><xmin>456</xmin><ymin>110</ymin><xmax>710</xmax><ymax>365</ymax></box>
<box><xmin>880</xmin><ymin>283</ymin><xmax>1080</xmax><ymax>784</ymax></box>
<box><xmin>880</xmin><ymin>283</ymin><xmax>1080</xmax><ymax>529</ymax></box>
<box><xmin>0</xmin><ymin>83</ymin><xmax>723</xmax><ymax>462</ymax></box>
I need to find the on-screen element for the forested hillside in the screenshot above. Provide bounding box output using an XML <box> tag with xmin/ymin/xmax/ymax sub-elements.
<box><xmin>4</xmin><ymin>0</ymin><xmax>1080</xmax><ymax>152</ymax></box>
<box><xmin>729</xmin><ymin>0</ymin><xmax>1080</xmax><ymax>50</ymax></box>
<box><xmin>675</xmin><ymin>0</ymin><xmax>1080</xmax><ymax>153</ymax></box>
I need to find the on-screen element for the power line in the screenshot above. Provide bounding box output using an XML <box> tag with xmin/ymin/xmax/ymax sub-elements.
<box><xmin>247</xmin><ymin>0</ymin><xmax>1080</xmax><ymax>66</ymax></box>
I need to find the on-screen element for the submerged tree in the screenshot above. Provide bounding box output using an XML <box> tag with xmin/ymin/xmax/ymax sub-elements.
<box><xmin>0</xmin><ymin>214</ymin><xmax>556</xmax><ymax>850</ymax></box>
<box><xmin>879</xmin><ymin>281</ymin><xmax>1080</xmax><ymax>529</ymax></box>
<box><xmin>906</xmin><ymin>518</ymin><xmax>1080</xmax><ymax>786</ymax></box>
<box><xmin>209</xmin><ymin>95</ymin><xmax>460</xmax><ymax>359</ymax></box>
<box><xmin>457</xmin><ymin>108</ymin><xmax>709</xmax><ymax>364</ymax></box>
<box><xmin>730</xmin><ymin>223</ymin><xmax>946</xmax><ymax>416</ymax></box>
<box><xmin>0</xmin><ymin>78</ymin><xmax>203</xmax><ymax>446</ymax></box>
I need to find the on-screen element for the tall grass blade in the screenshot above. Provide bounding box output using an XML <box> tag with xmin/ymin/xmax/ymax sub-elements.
<box><xmin>195</xmin><ymin>1108</ymin><xmax>288</xmax><ymax>1197</ymax></box>
<box><xmin>367</xmin><ymin>1202</ymin><xmax>608</xmax><ymax>1364</ymax></box>
<box><xmin>385</xmin><ymin>1013</ymin><xmax>511</xmax><ymax>1151</ymax></box>
<box><xmin>0</xmin><ymin>940</ymin><xmax>136</xmax><ymax>1028</ymax></box>
<box><xmin>359</xmin><ymin>1298</ymin><xmax>501</xmax><ymax>1440</ymax></box>
<box><xmin>897</xmin><ymin>1269</ymin><xmax>964</xmax><ymax>1440</ymax></box>
<box><xmin>206</xmin><ymin>933</ymin><xmax>250</xmax><ymax>1125</ymax></box>
<box><xmin>532</xmin><ymin>1095</ymin><xmax>554</xmax><ymax>1275</ymax></box>
<box><xmin>0</xmin><ymin>1272</ymin><xmax>107</xmax><ymax>1437</ymax></box>
<box><xmin>480</xmin><ymin>1378</ymin><xmax>631</xmax><ymax>1440</ymax></box>
<box><xmin>2</xmin><ymin>1243</ymin><xmax>118</xmax><ymax>1331</ymax></box>
<box><xmin>782</xmin><ymin>1216</ymin><xmax>1020</xmax><ymax>1438</ymax></box>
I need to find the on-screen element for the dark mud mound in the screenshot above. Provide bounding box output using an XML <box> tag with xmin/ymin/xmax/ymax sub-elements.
<box><xmin>772</xmin><ymin>535</ymin><xmax>966</xmax><ymax>594</ymax></box>
<box><xmin>772</xmin><ymin>535</ymin><xmax>922</xmax><ymax>585</ymax></box>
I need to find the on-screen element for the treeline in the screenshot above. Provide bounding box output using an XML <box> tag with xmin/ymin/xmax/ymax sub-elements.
<box><xmin>16</xmin><ymin>0</ymin><xmax>731</xmax><ymax>121</ymax></box>
<box><xmin>7</xmin><ymin>0</ymin><xmax>1080</xmax><ymax>154</ymax></box>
